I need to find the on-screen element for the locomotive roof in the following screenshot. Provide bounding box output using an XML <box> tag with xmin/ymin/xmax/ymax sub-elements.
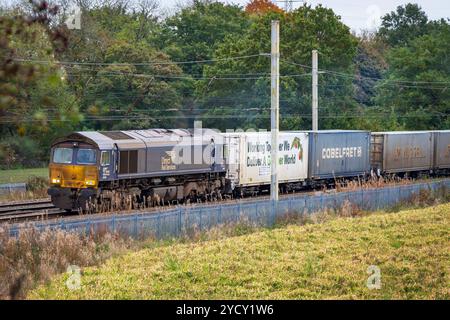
<box><xmin>53</xmin><ymin>128</ymin><xmax>221</xmax><ymax>150</ymax></box>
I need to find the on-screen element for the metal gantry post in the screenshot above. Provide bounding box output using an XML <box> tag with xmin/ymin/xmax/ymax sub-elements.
<box><xmin>312</xmin><ymin>49</ymin><xmax>318</xmax><ymax>131</ymax></box>
<box><xmin>271</xmin><ymin>20</ymin><xmax>280</xmax><ymax>202</ymax></box>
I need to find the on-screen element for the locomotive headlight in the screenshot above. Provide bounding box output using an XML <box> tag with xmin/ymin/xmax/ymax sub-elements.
<box><xmin>85</xmin><ymin>179</ymin><xmax>96</xmax><ymax>186</ymax></box>
<box><xmin>51</xmin><ymin>178</ymin><xmax>61</xmax><ymax>184</ymax></box>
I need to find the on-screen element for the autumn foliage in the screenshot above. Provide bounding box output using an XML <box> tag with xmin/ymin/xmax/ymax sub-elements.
<box><xmin>245</xmin><ymin>0</ymin><xmax>284</xmax><ymax>15</ymax></box>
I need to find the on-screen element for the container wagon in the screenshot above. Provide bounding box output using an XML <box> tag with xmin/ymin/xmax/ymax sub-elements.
<box><xmin>224</xmin><ymin>131</ymin><xmax>309</xmax><ymax>195</ymax></box>
<box><xmin>433</xmin><ymin>130</ymin><xmax>450</xmax><ymax>173</ymax></box>
<box><xmin>371</xmin><ymin>131</ymin><xmax>434</xmax><ymax>175</ymax></box>
<box><xmin>307</xmin><ymin>130</ymin><xmax>371</xmax><ymax>182</ymax></box>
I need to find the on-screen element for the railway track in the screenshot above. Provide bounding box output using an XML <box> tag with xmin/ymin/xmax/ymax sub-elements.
<box><xmin>0</xmin><ymin>177</ymin><xmax>447</xmax><ymax>224</ymax></box>
<box><xmin>0</xmin><ymin>189</ymin><xmax>322</xmax><ymax>224</ymax></box>
<box><xmin>0</xmin><ymin>199</ymin><xmax>69</xmax><ymax>223</ymax></box>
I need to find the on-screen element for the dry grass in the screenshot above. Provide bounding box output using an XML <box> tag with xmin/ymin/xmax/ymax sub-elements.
<box><xmin>0</xmin><ymin>190</ymin><xmax>48</xmax><ymax>203</ymax></box>
<box><xmin>0</xmin><ymin>227</ymin><xmax>131</xmax><ymax>299</ymax></box>
<box><xmin>28</xmin><ymin>202</ymin><xmax>450</xmax><ymax>300</ymax></box>
<box><xmin>0</xmin><ymin>176</ymin><xmax>49</xmax><ymax>203</ymax></box>
<box><xmin>333</xmin><ymin>175</ymin><xmax>417</xmax><ymax>192</ymax></box>
<box><xmin>1</xmin><ymin>183</ymin><xmax>448</xmax><ymax>300</ymax></box>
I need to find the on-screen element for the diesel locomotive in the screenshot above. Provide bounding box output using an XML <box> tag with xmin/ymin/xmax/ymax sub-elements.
<box><xmin>48</xmin><ymin>129</ymin><xmax>226</xmax><ymax>211</ymax></box>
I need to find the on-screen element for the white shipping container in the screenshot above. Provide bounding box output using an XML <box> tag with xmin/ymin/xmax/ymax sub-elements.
<box><xmin>225</xmin><ymin>131</ymin><xmax>309</xmax><ymax>186</ymax></box>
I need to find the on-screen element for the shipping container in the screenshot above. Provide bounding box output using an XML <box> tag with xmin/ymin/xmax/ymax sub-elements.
<box><xmin>224</xmin><ymin>131</ymin><xmax>309</xmax><ymax>186</ymax></box>
<box><xmin>433</xmin><ymin>130</ymin><xmax>450</xmax><ymax>170</ymax></box>
<box><xmin>371</xmin><ymin>131</ymin><xmax>433</xmax><ymax>174</ymax></box>
<box><xmin>308</xmin><ymin>130</ymin><xmax>371</xmax><ymax>179</ymax></box>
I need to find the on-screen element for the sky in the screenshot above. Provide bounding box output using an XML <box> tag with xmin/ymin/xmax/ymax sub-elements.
<box><xmin>161</xmin><ymin>0</ymin><xmax>450</xmax><ymax>32</ymax></box>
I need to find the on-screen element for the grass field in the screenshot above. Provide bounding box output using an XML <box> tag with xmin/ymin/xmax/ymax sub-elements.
<box><xmin>0</xmin><ymin>168</ymin><xmax>47</xmax><ymax>184</ymax></box>
<box><xmin>30</xmin><ymin>203</ymin><xmax>450</xmax><ymax>300</ymax></box>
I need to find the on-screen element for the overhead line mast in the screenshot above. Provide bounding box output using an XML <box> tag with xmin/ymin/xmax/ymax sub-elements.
<box><xmin>271</xmin><ymin>20</ymin><xmax>280</xmax><ymax>202</ymax></box>
<box><xmin>312</xmin><ymin>49</ymin><xmax>318</xmax><ymax>131</ymax></box>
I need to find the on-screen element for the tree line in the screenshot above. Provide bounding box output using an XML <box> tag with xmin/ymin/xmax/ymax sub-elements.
<box><xmin>0</xmin><ymin>0</ymin><xmax>449</xmax><ymax>168</ymax></box>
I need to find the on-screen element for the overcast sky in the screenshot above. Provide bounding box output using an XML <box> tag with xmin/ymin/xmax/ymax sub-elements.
<box><xmin>162</xmin><ymin>0</ymin><xmax>450</xmax><ymax>32</ymax></box>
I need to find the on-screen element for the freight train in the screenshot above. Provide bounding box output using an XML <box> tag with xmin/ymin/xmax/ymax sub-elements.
<box><xmin>47</xmin><ymin>129</ymin><xmax>450</xmax><ymax>211</ymax></box>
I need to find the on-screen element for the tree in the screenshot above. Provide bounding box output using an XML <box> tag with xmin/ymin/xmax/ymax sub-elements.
<box><xmin>55</xmin><ymin>2</ymin><xmax>186</xmax><ymax>130</ymax></box>
<box><xmin>161</xmin><ymin>1</ymin><xmax>250</xmax><ymax>75</ymax></box>
<box><xmin>0</xmin><ymin>1</ymin><xmax>81</xmax><ymax>168</ymax></box>
<box><xmin>197</xmin><ymin>4</ymin><xmax>359</xmax><ymax>131</ymax></box>
<box><xmin>378</xmin><ymin>3</ymin><xmax>428</xmax><ymax>47</ymax></box>
<box><xmin>353</xmin><ymin>31</ymin><xmax>388</xmax><ymax>106</ymax></box>
<box><xmin>375</xmin><ymin>22</ymin><xmax>450</xmax><ymax>130</ymax></box>
<box><xmin>78</xmin><ymin>41</ymin><xmax>184</xmax><ymax>130</ymax></box>
<box><xmin>245</xmin><ymin>0</ymin><xmax>283</xmax><ymax>15</ymax></box>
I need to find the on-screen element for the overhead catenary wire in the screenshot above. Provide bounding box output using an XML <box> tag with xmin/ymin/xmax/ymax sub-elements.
<box><xmin>5</xmin><ymin>53</ymin><xmax>449</xmax><ymax>126</ymax></box>
<box><xmin>62</xmin><ymin>70</ymin><xmax>311</xmax><ymax>80</ymax></box>
<box><xmin>1</xmin><ymin>115</ymin><xmax>448</xmax><ymax>124</ymax></box>
<box><xmin>1</xmin><ymin>111</ymin><xmax>448</xmax><ymax>123</ymax></box>
<box><xmin>15</xmin><ymin>54</ymin><xmax>449</xmax><ymax>88</ymax></box>
<box><xmin>12</xmin><ymin>53</ymin><xmax>270</xmax><ymax>66</ymax></box>
<box><xmin>13</xmin><ymin>54</ymin><xmax>450</xmax><ymax>86</ymax></box>
<box><xmin>281</xmin><ymin>57</ymin><xmax>450</xmax><ymax>86</ymax></box>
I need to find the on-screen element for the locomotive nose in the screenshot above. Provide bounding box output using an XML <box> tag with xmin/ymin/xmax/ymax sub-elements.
<box><xmin>49</xmin><ymin>164</ymin><xmax>98</xmax><ymax>188</ymax></box>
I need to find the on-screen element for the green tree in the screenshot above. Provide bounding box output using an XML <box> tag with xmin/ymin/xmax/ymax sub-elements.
<box><xmin>197</xmin><ymin>4</ymin><xmax>358</xmax><ymax>131</ymax></box>
<box><xmin>353</xmin><ymin>31</ymin><xmax>387</xmax><ymax>107</ymax></box>
<box><xmin>161</xmin><ymin>0</ymin><xmax>250</xmax><ymax>75</ymax></box>
<box><xmin>79</xmin><ymin>41</ymin><xmax>184</xmax><ymax>130</ymax></box>
<box><xmin>55</xmin><ymin>2</ymin><xmax>186</xmax><ymax>130</ymax></box>
<box><xmin>0</xmin><ymin>2</ymin><xmax>81</xmax><ymax>168</ymax></box>
<box><xmin>375</xmin><ymin>22</ymin><xmax>450</xmax><ymax>130</ymax></box>
<box><xmin>378</xmin><ymin>3</ymin><xmax>428</xmax><ymax>47</ymax></box>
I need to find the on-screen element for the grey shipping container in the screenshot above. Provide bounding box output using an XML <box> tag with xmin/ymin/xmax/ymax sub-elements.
<box><xmin>371</xmin><ymin>131</ymin><xmax>434</xmax><ymax>174</ymax></box>
<box><xmin>308</xmin><ymin>130</ymin><xmax>371</xmax><ymax>179</ymax></box>
<box><xmin>433</xmin><ymin>130</ymin><xmax>450</xmax><ymax>170</ymax></box>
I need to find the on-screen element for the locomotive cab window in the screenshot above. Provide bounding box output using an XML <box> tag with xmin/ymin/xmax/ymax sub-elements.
<box><xmin>76</xmin><ymin>149</ymin><xmax>97</xmax><ymax>165</ymax></box>
<box><xmin>101</xmin><ymin>151</ymin><xmax>111</xmax><ymax>166</ymax></box>
<box><xmin>53</xmin><ymin>148</ymin><xmax>73</xmax><ymax>164</ymax></box>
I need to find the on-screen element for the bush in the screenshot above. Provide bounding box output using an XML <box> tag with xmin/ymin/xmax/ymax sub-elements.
<box><xmin>0</xmin><ymin>137</ymin><xmax>46</xmax><ymax>169</ymax></box>
<box><xmin>26</xmin><ymin>176</ymin><xmax>48</xmax><ymax>192</ymax></box>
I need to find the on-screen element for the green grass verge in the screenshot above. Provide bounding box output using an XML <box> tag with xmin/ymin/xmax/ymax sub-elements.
<box><xmin>30</xmin><ymin>203</ymin><xmax>450</xmax><ymax>300</ymax></box>
<box><xmin>0</xmin><ymin>168</ymin><xmax>47</xmax><ymax>184</ymax></box>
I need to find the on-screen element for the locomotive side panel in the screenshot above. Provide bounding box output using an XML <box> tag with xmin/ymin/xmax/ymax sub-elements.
<box><xmin>308</xmin><ymin>131</ymin><xmax>371</xmax><ymax>180</ymax></box>
<box><xmin>115</xmin><ymin>129</ymin><xmax>226</xmax><ymax>179</ymax></box>
<box><xmin>144</xmin><ymin>141</ymin><xmax>223</xmax><ymax>177</ymax></box>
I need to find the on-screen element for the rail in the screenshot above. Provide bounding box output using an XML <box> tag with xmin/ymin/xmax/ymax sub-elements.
<box><xmin>0</xmin><ymin>199</ymin><xmax>67</xmax><ymax>223</ymax></box>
